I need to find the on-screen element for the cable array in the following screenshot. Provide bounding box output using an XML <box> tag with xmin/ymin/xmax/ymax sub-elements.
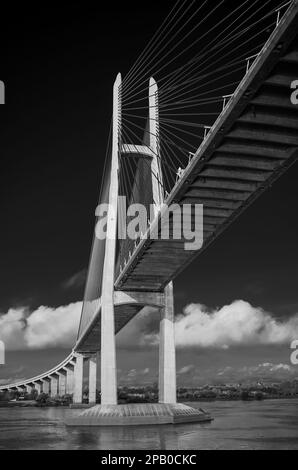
<box><xmin>99</xmin><ymin>0</ymin><xmax>294</xmax><ymax>270</ymax></box>
<box><xmin>118</xmin><ymin>0</ymin><xmax>293</xmax><ymax>199</ymax></box>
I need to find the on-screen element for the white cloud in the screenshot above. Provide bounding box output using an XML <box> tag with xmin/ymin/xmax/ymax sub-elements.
<box><xmin>0</xmin><ymin>302</ymin><xmax>82</xmax><ymax>351</ymax></box>
<box><xmin>178</xmin><ymin>365</ymin><xmax>195</xmax><ymax>375</ymax></box>
<box><xmin>216</xmin><ymin>362</ymin><xmax>297</xmax><ymax>383</ymax></box>
<box><xmin>1</xmin><ymin>298</ymin><xmax>298</xmax><ymax>353</ymax></box>
<box><xmin>127</xmin><ymin>369</ymin><xmax>137</xmax><ymax>378</ymax></box>
<box><xmin>174</xmin><ymin>300</ymin><xmax>298</xmax><ymax>349</ymax></box>
<box><xmin>118</xmin><ymin>367</ymin><xmax>155</xmax><ymax>385</ymax></box>
<box><xmin>259</xmin><ymin>363</ymin><xmax>291</xmax><ymax>372</ymax></box>
<box><xmin>117</xmin><ymin>300</ymin><xmax>298</xmax><ymax>350</ymax></box>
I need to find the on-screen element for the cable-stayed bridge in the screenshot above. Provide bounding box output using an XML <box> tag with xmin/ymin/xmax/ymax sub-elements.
<box><xmin>1</xmin><ymin>0</ymin><xmax>298</xmax><ymax>425</ymax></box>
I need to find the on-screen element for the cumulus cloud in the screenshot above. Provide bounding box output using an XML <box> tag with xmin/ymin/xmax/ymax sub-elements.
<box><xmin>118</xmin><ymin>367</ymin><xmax>155</xmax><ymax>385</ymax></box>
<box><xmin>174</xmin><ymin>300</ymin><xmax>298</xmax><ymax>349</ymax></box>
<box><xmin>127</xmin><ymin>369</ymin><xmax>137</xmax><ymax>378</ymax></box>
<box><xmin>1</xmin><ymin>298</ymin><xmax>297</xmax><ymax>352</ymax></box>
<box><xmin>178</xmin><ymin>365</ymin><xmax>195</xmax><ymax>375</ymax></box>
<box><xmin>216</xmin><ymin>362</ymin><xmax>297</xmax><ymax>383</ymax></box>
<box><xmin>117</xmin><ymin>299</ymin><xmax>298</xmax><ymax>350</ymax></box>
<box><xmin>261</xmin><ymin>363</ymin><xmax>291</xmax><ymax>372</ymax></box>
<box><xmin>0</xmin><ymin>302</ymin><xmax>82</xmax><ymax>350</ymax></box>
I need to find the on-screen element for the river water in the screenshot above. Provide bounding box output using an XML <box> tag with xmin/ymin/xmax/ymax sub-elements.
<box><xmin>0</xmin><ymin>399</ymin><xmax>297</xmax><ymax>450</ymax></box>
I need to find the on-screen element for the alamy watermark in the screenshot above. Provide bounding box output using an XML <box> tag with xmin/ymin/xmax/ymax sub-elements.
<box><xmin>289</xmin><ymin>84</ymin><xmax>298</xmax><ymax>365</ymax></box>
<box><xmin>290</xmin><ymin>80</ymin><xmax>298</xmax><ymax>105</ymax></box>
<box><xmin>0</xmin><ymin>341</ymin><xmax>5</xmax><ymax>365</ymax></box>
<box><xmin>290</xmin><ymin>340</ymin><xmax>298</xmax><ymax>366</ymax></box>
<box><xmin>0</xmin><ymin>81</ymin><xmax>4</xmax><ymax>104</ymax></box>
<box><xmin>95</xmin><ymin>198</ymin><xmax>204</xmax><ymax>251</ymax></box>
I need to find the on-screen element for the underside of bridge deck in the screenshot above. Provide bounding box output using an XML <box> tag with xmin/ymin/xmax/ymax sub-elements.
<box><xmin>115</xmin><ymin>14</ymin><xmax>298</xmax><ymax>293</ymax></box>
<box><xmin>75</xmin><ymin>303</ymin><xmax>146</xmax><ymax>352</ymax></box>
<box><xmin>74</xmin><ymin>5</ymin><xmax>298</xmax><ymax>354</ymax></box>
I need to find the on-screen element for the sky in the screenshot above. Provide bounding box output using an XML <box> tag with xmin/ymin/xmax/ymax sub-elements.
<box><xmin>0</xmin><ymin>1</ymin><xmax>298</xmax><ymax>387</ymax></box>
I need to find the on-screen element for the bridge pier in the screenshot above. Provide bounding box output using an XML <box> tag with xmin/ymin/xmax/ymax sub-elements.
<box><xmin>101</xmin><ymin>299</ymin><xmax>117</xmax><ymax>405</ymax></box>
<box><xmin>34</xmin><ymin>382</ymin><xmax>41</xmax><ymax>395</ymax></box>
<box><xmin>65</xmin><ymin>366</ymin><xmax>74</xmax><ymax>395</ymax></box>
<box><xmin>100</xmin><ymin>73</ymin><xmax>121</xmax><ymax>407</ymax></box>
<box><xmin>66</xmin><ymin>74</ymin><xmax>212</xmax><ymax>426</ymax></box>
<box><xmin>159</xmin><ymin>282</ymin><xmax>177</xmax><ymax>404</ymax></box>
<box><xmin>42</xmin><ymin>378</ymin><xmax>50</xmax><ymax>394</ymax></box>
<box><xmin>25</xmin><ymin>384</ymin><xmax>33</xmax><ymax>394</ymax></box>
<box><xmin>58</xmin><ymin>371</ymin><xmax>66</xmax><ymax>396</ymax></box>
<box><xmin>50</xmin><ymin>375</ymin><xmax>58</xmax><ymax>398</ymax></box>
<box><xmin>73</xmin><ymin>354</ymin><xmax>84</xmax><ymax>404</ymax></box>
<box><xmin>88</xmin><ymin>355</ymin><xmax>97</xmax><ymax>405</ymax></box>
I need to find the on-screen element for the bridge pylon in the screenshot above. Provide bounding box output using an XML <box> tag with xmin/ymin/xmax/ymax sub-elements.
<box><xmin>98</xmin><ymin>73</ymin><xmax>177</xmax><ymax>406</ymax></box>
<box><xmin>67</xmin><ymin>74</ymin><xmax>212</xmax><ymax>425</ymax></box>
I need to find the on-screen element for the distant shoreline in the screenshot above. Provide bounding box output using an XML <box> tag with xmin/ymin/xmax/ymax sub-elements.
<box><xmin>0</xmin><ymin>395</ymin><xmax>297</xmax><ymax>408</ymax></box>
<box><xmin>0</xmin><ymin>401</ymin><xmax>38</xmax><ymax>408</ymax></box>
<box><xmin>0</xmin><ymin>401</ymin><xmax>69</xmax><ymax>408</ymax></box>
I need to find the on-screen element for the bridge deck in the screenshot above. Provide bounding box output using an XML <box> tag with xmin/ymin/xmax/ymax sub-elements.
<box><xmin>115</xmin><ymin>5</ymin><xmax>298</xmax><ymax>293</ymax></box>
<box><xmin>75</xmin><ymin>3</ymin><xmax>298</xmax><ymax>353</ymax></box>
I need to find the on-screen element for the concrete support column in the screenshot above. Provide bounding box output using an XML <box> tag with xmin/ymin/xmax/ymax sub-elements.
<box><xmin>100</xmin><ymin>74</ymin><xmax>121</xmax><ymax>406</ymax></box>
<box><xmin>34</xmin><ymin>382</ymin><xmax>41</xmax><ymax>395</ymax></box>
<box><xmin>159</xmin><ymin>282</ymin><xmax>177</xmax><ymax>404</ymax></box>
<box><xmin>101</xmin><ymin>298</ymin><xmax>117</xmax><ymax>405</ymax></box>
<box><xmin>25</xmin><ymin>384</ymin><xmax>33</xmax><ymax>394</ymax></box>
<box><xmin>101</xmin><ymin>268</ymin><xmax>118</xmax><ymax>405</ymax></box>
<box><xmin>50</xmin><ymin>376</ymin><xmax>58</xmax><ymax>398</ymax></box>
<box><xmin>88</xmin><ymin>355</ymin><xmax>97</xmax><ymax>405</ymax></box>
<box><xmin>73</xmin><ymin>355</ymin><xmax>84</xmax><ymax>404</ymax></box>
<box><xmin>58</xmin><ymin>372</ymin><xmax>66</xmax><ymax>396</ymax></box>
<box><xmin>65</xmin><ymin>368</ymin><xmax>74</xmax><ymax>395</ymax></box>
<box><xmin>149</xmin><ymin>77</ymin><xmax>163</xmax><ymax>216</ymax></box>
<box><xmin>42</xmin><ymin>379</ymin><xmax>50</xmax><ymax>394</ymax></box>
